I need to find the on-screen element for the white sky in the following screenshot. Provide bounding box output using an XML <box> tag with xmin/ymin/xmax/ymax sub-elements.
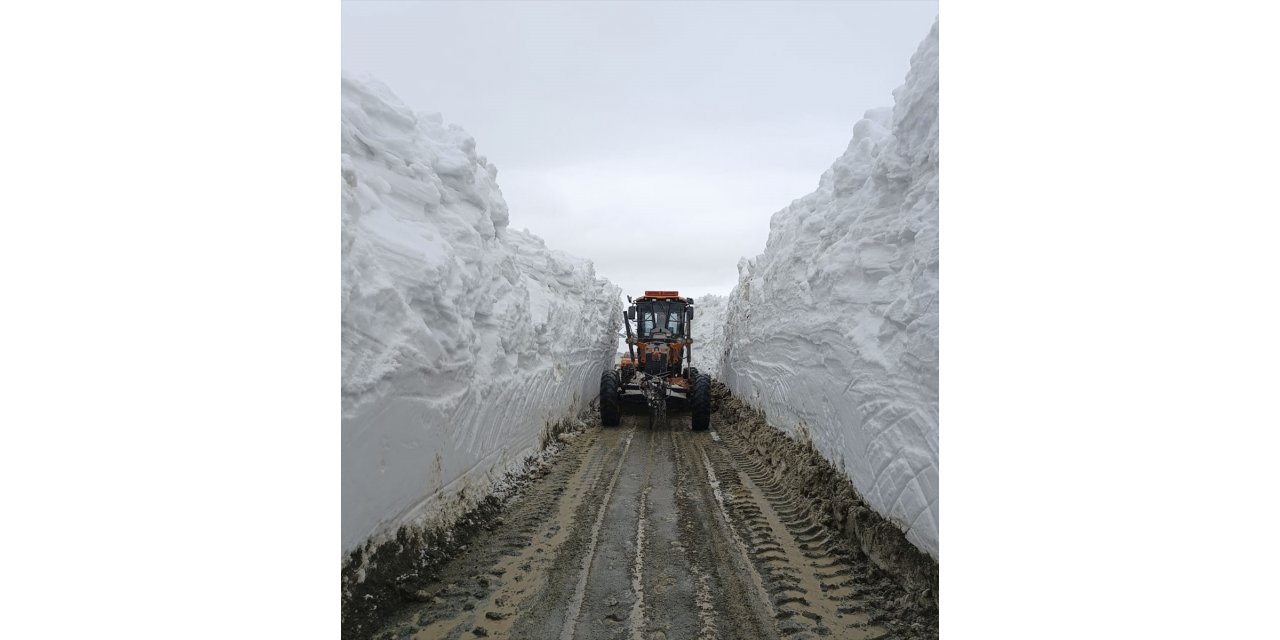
<box><xmin>342</xmin><ymin>0</ymin><xmax>938</xmax><ymax>301</ymax></box>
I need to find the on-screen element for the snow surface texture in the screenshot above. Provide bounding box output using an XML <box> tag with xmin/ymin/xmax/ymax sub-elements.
<box><xmin>689</xmin><ymin>294</ymin><xmax>727</xmax><ymax>378</ymax></box>
<box><xmin>720</xmin><ymin>22</ymin><xmax>939</xmax><ymax>557</ymax></box>
<box><xmin>342</xmin><ymin>74</ymin><xmax>620</xmax><ymax>554</ymax></box>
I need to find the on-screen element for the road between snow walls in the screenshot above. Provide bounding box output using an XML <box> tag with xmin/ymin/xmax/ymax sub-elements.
<box><xmin>341</xmin><ymin>71</ymin><xmax>621</xmax><ymax>601</ymax></box>
<box><xmin>342</xmin><ymin>19</ymin><xmax>940</xmax><ymax>638</ymax></box>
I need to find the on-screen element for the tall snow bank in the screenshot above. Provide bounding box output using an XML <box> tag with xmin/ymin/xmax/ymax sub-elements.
<box><xmin>721</xmin><ymin>22</ymin><xmax>938</xmax><ymax>557</ymax></box>
<box><xmin>342</xmin><ymin>74</ymin><xmax>620</xmax><ymax>554</ymax></box>
<box><xmin>689</xmin><ymin>294</ymin><xmax>728</xmax><ymax>378</ymax></box>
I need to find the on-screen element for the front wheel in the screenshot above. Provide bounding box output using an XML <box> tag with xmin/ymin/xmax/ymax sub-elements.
<box><xmin>690</xmin><ymin>373</ymin><xmax>711</xmax><ymax>431</ymax></box>
<box><xmin>600</xmin><ymin>369</ymin><xmax>621</xmax><ymax>427</ymax></box>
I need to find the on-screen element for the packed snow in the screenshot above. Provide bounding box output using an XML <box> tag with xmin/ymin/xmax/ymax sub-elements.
<box><xmin>720</xmin><ymin>22</ymin><xmax>938</xmax><ymax>557</ymax></box>
<box><xmin>342</xmin><ymin>74</ymin><xmax>620</xmax><ymax>554</ymax></box>
<box><xmin>689</xmin><ymin>293</ymin><xmax>727</xmax><ymax>378</ymax></box>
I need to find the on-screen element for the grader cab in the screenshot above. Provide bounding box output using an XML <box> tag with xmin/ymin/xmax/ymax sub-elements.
<box><xmin>600</xmin><ymin>290</ymin><xmax>712</xmax><ymax>430</ymax></box>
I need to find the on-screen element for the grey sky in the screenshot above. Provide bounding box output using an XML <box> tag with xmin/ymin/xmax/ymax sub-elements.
<box><xmin>343</xmin><ymin>1</ymin><xmax>937</xmax><ymax>302</ymax></box>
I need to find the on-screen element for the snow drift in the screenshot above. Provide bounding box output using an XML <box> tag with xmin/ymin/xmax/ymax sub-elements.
<box><xmin>342</xmin><ymin>74</ymin><xmax>620</xmax><ymax>554</ymax></box>
<box><xmin>689</xmin><ymin>293</ymin><xmax>728</xmax><ymax>379</ymax></box>
<box><xmin>721</xmin><ymin>22</ymin><xmax>938</xmax><ymax>557</ymax></box>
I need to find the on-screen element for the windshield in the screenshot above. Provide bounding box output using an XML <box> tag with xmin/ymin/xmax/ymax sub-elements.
<box><xmin>638</xmin><ymin>301</ymin><xmax>685</xmax><ymax>338</ymax></box>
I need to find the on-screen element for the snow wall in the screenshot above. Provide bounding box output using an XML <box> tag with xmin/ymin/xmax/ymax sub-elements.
<box><xmin>689</xmin><ymin>293</ymin><xmax>728</xmax><ymax>379</ymax></box>
<box><xmin>342</xmin><ymin>74</ymin><xmax>620</xmax><ymax>554</ymax></box>
<box><xmin>721</xmin><ymin>22</ymin><xmax>938</xmax><ymax>557</ymax></box>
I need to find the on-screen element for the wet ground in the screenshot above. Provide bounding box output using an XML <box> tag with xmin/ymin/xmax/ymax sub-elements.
<box><xmin>360</xmin><ymin>388</ymin><xmax>937</xmax><ymax>640</ymax></box>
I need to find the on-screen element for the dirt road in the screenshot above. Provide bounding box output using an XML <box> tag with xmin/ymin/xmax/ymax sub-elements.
<box><xmin>365</xmin><ymin>395</ymin><xmax>934</xmax><ymax>640</ymax></box>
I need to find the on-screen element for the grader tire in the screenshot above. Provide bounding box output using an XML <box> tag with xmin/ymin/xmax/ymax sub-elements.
<box><xmin>600</xmin><ymin>369</ymin><xmax>621</xmax><ymax>427</ymax></box>
<box><xmin>690</xmin><ymin>373</ymin><xmax>711</xmax><ymax>431</ymax></box>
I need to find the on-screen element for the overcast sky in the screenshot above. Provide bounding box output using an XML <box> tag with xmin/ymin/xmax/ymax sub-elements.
<box><xmin>343</xmin><ymin>1</ymin><xmax>937</xmax><ymax>302</ymax></box>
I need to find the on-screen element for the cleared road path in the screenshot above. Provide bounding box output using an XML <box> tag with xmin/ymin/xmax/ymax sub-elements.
<box><xmin>370</xmin><ymin>399</ymin><xmax>928</xmax><ymax>640</ymax></box>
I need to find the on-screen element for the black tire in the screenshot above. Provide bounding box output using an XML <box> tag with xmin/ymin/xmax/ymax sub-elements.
<box><xmin>688</xmin><ymin>366</ymin><xmax>700</xmax><ymax>381</ymax></box>
<box><xmin>600</xmin><ymin>369</ymin><xmax>621</xmax><ymax>427</ymax></box>
<box><xmin>690</xmin><ymin>373</ymin><xmax>711</xmax><ymax>431</ymax></box>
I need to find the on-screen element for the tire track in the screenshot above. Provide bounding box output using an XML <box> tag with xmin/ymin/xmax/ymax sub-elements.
<box><xmin>701</xmin><ymin>430</ymin><xmax>897</xmax><ymax>639</ymax></box>
<box><xmin>368</xmin><ymin>425</ymin><xmax>630</xmax><ymax>640</ymax></box>
<box><xmin>636</xmin><ymin>427</ymin><xmax>701</xmax><ymax>640</ymax></box>
<box><xmin>627</xmin><ymin>485</ymin><xmax>650</xmax><ymax>640</ymax></box>
<box><xmin>557</xmin><ymin>426</ymin><xmax>637</xmax><ymax>640</ymax></box>
<box><xmin>469</xmin><ymin>426</ymin><xmax>633</xmax><ymax>639</ymax></box>
<box><xmin>671</xmin><ymin>429</ymin><xmax>780</xmax><ymax>640</ymax></box>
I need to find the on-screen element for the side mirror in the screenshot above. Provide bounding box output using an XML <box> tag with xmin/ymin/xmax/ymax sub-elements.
<box><xmin>626</xmin><ymin>308</ymin><xmax>635</xmax><ymax>321</ymax></box>
<box><xmin>686</xmin><ymin>307</ymin><xmax>695</xmax><ymax>319</ymax></box>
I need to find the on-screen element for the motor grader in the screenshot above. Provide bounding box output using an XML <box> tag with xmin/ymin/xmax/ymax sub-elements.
<box><xmin>600</xmin><ymin>290</ymin><xmax>712</xmax><ymax>430</ymax></box>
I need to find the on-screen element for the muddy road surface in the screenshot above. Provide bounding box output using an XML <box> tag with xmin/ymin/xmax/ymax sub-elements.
<box><xmin>365</xmin><ymin>397</ymin><xmax>934</xmax><ymax>640</ymax></box>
